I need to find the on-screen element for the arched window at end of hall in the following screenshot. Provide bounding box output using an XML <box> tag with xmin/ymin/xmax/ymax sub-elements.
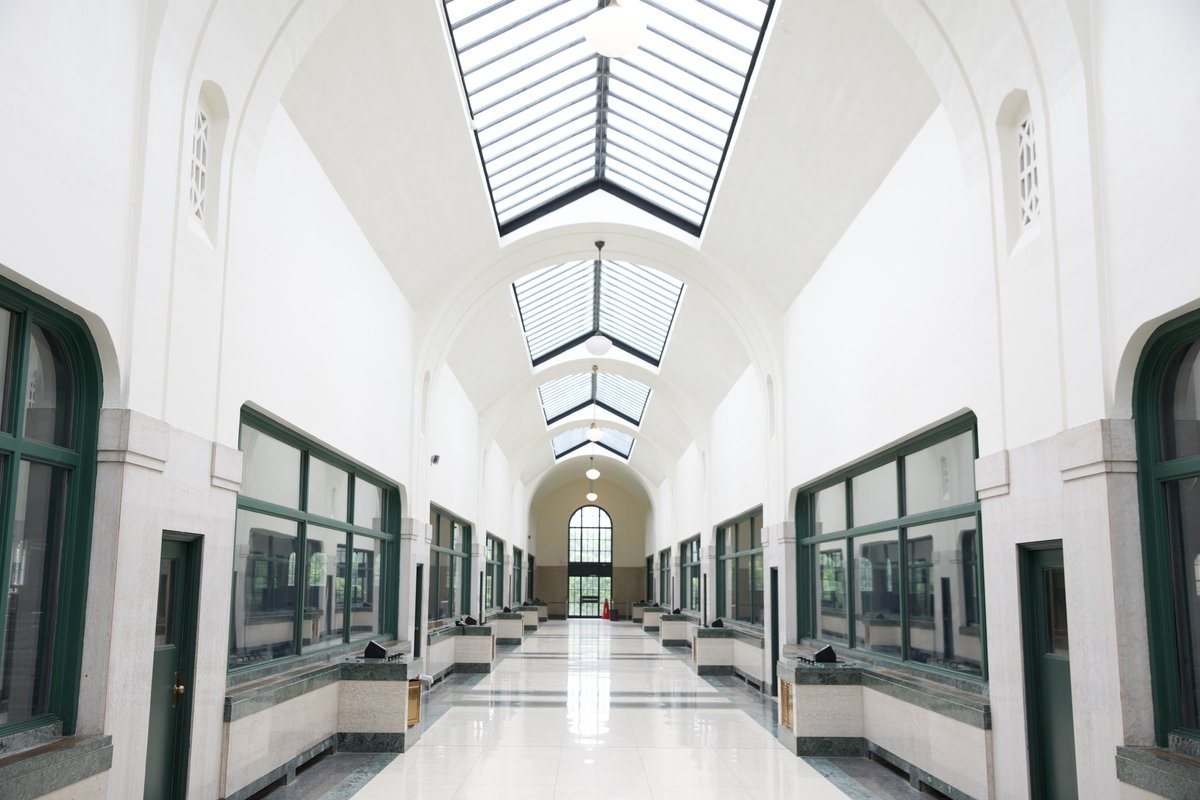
<box><xmin>567</xmin><ymin>505</ymin><xmax>612</xmax><ymax>617</ymax></box>
<box><xmin>0</xmin><ymin>275</ymin><xmax>101</xmax><ymax>737</ymax></box>
<box><xmin>1134</xmin><ymin>309</ymin><xmax>1200</xmax><ymax>746</ymax></box>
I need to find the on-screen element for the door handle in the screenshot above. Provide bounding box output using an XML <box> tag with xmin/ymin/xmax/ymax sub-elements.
<box><xmin>172</xmin><ymin>671</ymin><xmax>186</xmax><ymax>709</ymax></box>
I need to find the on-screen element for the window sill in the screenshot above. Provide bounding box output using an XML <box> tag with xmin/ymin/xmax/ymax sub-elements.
<box><xmin>228</xmin><ymin>638</ymin><xmax>401</xmax><ymax>687</ymax></box>
<box><xmin>0</xmin><ymin>732</ymin><xmax>113</xmax><ymax>800</ymax></box>
<box><xmin>791</xmin><ymin>640</ymin><xmax>985</xmax><ymax>692</ymax></box>
<box><xmin>1116</xmin><ymin>745</ymin><xmax>1200</xmax><ymax>799</ymax></box>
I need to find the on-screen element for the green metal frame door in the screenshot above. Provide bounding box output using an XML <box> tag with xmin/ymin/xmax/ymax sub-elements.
<box><xmin>1021</xmin><ymin>544</ymin><xmax>1078</xmax><ymax>800</ymax></box>
<box><xmin>144</xmin><ymin>538</ymin><xmax>198</xmax><ymax>800</ymax></box>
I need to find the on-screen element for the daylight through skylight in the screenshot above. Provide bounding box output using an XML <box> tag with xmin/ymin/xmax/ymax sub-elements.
<box><xmin>538</xmin><ymin>370</ymin><xmax>652</xmax><ymax>425</ymax></box>
<box><xmin>551</xmin><ymin>427</ymin><xmax>636</xmax><ymax>459</ymax></box>
<box><xmin>442</xmin><ymin>0</ymin><xmax>774</xmax><ymax>234</ymax></box>
<box><xmin>513</xmin><ymin>258</ymin><xmax>684</xmax><ymax>367</ymax></box>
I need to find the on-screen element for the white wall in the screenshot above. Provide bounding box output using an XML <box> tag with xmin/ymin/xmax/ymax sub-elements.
<box><xmin>427</xmin><ymin>365</ymin><xmax>481</xmax><ymax>519</ymax></box>
<box><xmin>708</xmin><ymin>365</ymin><xmax>768</xmax><ymax>524</ymax></box>
<box><xmin>784</xmin><ymin>107</ymin><xmax>1000</xmax><ymax>487</ymax></box>
<box><xmin>218</xmin><ymin>108</ymin><xmax>415</xmax><ymax>484</ymax></box>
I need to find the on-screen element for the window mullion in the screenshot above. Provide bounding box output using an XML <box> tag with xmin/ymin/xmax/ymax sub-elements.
<box><xmin>899</xmin><ymin>527</ymin><xmax>910</xmax><ymax>662</ymax></box>
<box><xmin>294</xmin><ymin>452</ymin><xmax>309</xmax><ymax>656</ymax></box>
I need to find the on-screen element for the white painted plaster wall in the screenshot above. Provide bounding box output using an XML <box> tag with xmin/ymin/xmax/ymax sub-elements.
<box><xmin>784</xmin><ymin>107</ymin><xmax>999</xmax><ymax>486</ymax></box>
<box><xmin>218</xmin><ymin>108</ymin><xmax>415</xmax><ymax>482</ymax></box>
<box><xmin>708</xmin><ymin>366</ymin><xmax>768</xmax><ymax>525</ymax></box>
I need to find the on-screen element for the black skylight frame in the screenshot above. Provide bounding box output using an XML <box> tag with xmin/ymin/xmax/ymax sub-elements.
<box><xmin>551</xmin><ymin>427</ymin><xmax>636</xmax><ymax>459</ymax></box>
<box><xmin>538</xmin><ymin>370</ymin><xmax>652</xmax><ymax>425</ymax></box>
<box><xmin>512</xmin><ymin>253</ymin><xmax>684</xmax><ymax>367</ymax></box>
<box><xmin>441</xmin><ymin>0</ymin><xmax>776</xmax><ymax>236</ymax></box>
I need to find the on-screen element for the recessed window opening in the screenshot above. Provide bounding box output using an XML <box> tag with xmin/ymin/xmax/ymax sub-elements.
<box><xmin>0</xmin><ymin>279</ymin><xmax>101</xmax><ymax>738</ymax></box>
<box><xmin>485</xmin><ymin>534</ymin><xmax>504</xmax><ymax>610</ymax></box>
<box><xmin>797</xmin><ymin>418</ymin><xmax>984</xmax><ymax>679</ymax></box>
<box><xmin>429</xmin><ymin>507</ymin><xmax>472</xmax><ymax>622</ymax></box>
<box><xmin>189</xmin><ymin>106</ymin><xmax>209</xmax><ymax>223</ymax></box>
<box><xmin>717</xmin><ymin>507</ymin><xmax>764</xmax><ymax>626</ymax></box>
<box><xmin>680</xmin><ymin>536</ymin><xmax>701</xmax><ymax>612</ymax></box>
<box><xmin>230</xmin><ymin>410</ymin><xmax>399</xmax><ymax>672</ymax></box>
<box><xmin>1017</xmin><ymin>115</ymin><xmax>1040</xmax><ymax>228</ymax></box>
<box><xmin>1134</xmin><ymin>311</ymin><xmax>1200</xmax><ymax>746</ymax></box>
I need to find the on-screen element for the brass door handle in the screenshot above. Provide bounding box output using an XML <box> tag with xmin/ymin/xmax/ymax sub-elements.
<box><xmin>172</xmin><ymin>672</ymin><xmax>186</xmax><ymax>709</ymax></box>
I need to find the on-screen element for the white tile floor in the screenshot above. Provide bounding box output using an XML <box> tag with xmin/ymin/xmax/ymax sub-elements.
<box><xmin>350</xmin><ymin>620</ymin><xmax>854</xmax><ymax>800</ymax></box>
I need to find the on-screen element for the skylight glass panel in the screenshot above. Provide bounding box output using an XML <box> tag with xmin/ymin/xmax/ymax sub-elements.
<box><xmin>513</xmin><ymin>258</ymin><xmax>684</xmax><ymax>367</ymax></box>
<box><xmin>550</xmin><ymin>427</ymin><xmax>635</xmax><ymax>460</ymax></box>
<box><xmin>551</xmin><ymin>427</ymin><xmax>589</xmax><ymax>458</ymax></box>
<box><xmin>597</xmin><ymin>260</ymin><xmax>683</xmax><ymax>363</ymax></box>
<box><xmin>539</xmin><ymin>372</ymin><xmax>593</xmax><ymax>423</ymax></box>
<box><xmin>512</xmin><ymin>260</ymin><xmax>595</xmax><ymax>363</ymax></box>
<box><xmin>538</xmin><ymin>371</ymin><xmax>652</xmax><ymax>425</ymax></box>
<box><xmin>595</xmin><ymin>428</ymin><xmax>635</xmax><ymax>459</ymax></box>
<box><xmin>443</xmin><ymin>0</ymin><xmax>774</xmax><ymax>234</ymax></box>
<box><xmin>595</xmin><ymin>373</ymin><xmax>651</xmax><ymax>423</ymax></box>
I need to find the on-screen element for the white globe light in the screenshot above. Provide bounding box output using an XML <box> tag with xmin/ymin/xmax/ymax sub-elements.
<box><xmin>586</xmin><ymin>423</ymin><xmax>604</xmax><ymax>442</ymax></box>
<box><xmin>586</xmin><ymin>467</ymin><xmax>601</xmax><ymax>481</ymax></box>
<box><xmin>586</xmin><ymin>491</ymin><xmax>599</xmax><ymax>503</ymax></box>
<box><xmin>585</xmin><ymin>333</ymin><xmax>612</xmax><ymax>356</ymax></box>
<box><xmin>583</xmin><ymin>2</ymin><xmax>646</xmax><ymax>58</ymax></box>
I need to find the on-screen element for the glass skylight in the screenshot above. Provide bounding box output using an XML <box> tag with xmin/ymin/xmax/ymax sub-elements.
<box><xmin>442</xmin><ymin>0</ymin><xmax>774</xmax><ymax>234</ymax></box>
<box><xmin>513</xmin><ymin>258</ymin><xmax>684</xmax><ymax>367</ymax></box>
<box><xmin>538</xmin><ymin>370</ymin><xmax>652</xmax><ymax>425</ymax></box>
<box><xmin>551</xmin><ymin>427</ymin><xmax>636</xmax><ymax>459</ymax></box>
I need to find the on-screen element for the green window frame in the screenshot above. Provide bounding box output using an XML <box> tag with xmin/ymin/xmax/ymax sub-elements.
<box><xmin>484</xmin><ymin>533</ymin><xmax>504</xmax><ymax>610</ymax></box>
<box><xmin>229</xmin><ymin>409</ymin><xmax>400</xmax><ymax>672</ymax></box>
<box><xmin>646</xmin><ymin>555</ymin><xmax>653</xmax><ymax>602</ymax></box>
<box><xmin>680</xmin><ymin>536</ymin><xmax>701</xmax><ymax>613</ymax></box>
<box><xmin>0</xmin><ymin>279</ymin><xmax>101</xmax><ymax>738</ymax></box>
<box><xmin>658</xmin><ymin>547</ymin><xmax>671</xmax><ymax>606</ymax></box>
<box><xmin>1134</xmin><ymin>309</ymin><xmax>1200</xmax><ymax>746</ymax></box>
<box><xmin>796</xmin><ymin>415</ymin><xmax>985</xmax><ymax>680</ymax></box>
<box><xmin>512</xmin><ymin>546</ymin><xmax>523</xmax><ymax>606</ymax></box>
<box><xmin>717</xmin><ymin>507</ymin><xmax>764</xmax><ymax>625</ymax></box>
<box><xmin>527</xmin><ymin>554</ymin><xmax>535</xmax><ymax>601</ymax></box>
<box><xmin>429</xmin><ymin>506</ymin><xmax>471</xmax><ymax>622</ymax></box>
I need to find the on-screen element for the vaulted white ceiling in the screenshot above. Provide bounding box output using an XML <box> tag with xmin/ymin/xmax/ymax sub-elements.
<box><xmin>280</xmin><ymin>0</ymin><xmax>937</xmax><ymax>490</ymax></box>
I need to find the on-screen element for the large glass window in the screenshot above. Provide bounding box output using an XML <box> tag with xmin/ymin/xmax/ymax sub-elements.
<box><xmin>512</xmin><ymin>546</ymin><xmax>523</xmax><ymax>606</ymax></box>
<box><xmin>717</xmin><ymin>508</ymin><xmax>764</xmax><ymax>626</ymax></box>
<box><xmin>568</xmin><ymin>506</ymin><xmax>612</xmax><ymax>617</ymax></box>
<box><xmin>659</xmin><ymin>548</ymin><xmax>671</xmax><ymax>606</ymax></box>
<box><xmin>1135</xmin><ymin>315</ymin><xmax>1200</xmax><ymax>746</ymax></box>
<box><xmin>230</xmin><ymin>413</ymin><xmax>398</xmax><ymax>670</ymax></box>
<box><xmin>485</xmin><ymin>534</ymin><xmax>504</xmax><ymax>610</ymax></box>
<box><xmin>0</xmin><ymin>290</ymin><xmax>99</xmax><ymax>737</ymax></box>
<box><xmin>429</xmin><ymin>507</ymin><xmax>471</xmax><ymax>622</ymax></box>
<box><xmin>798</xmin><ymin>417</ymin><xmax>984</xmax><ymax>678</ymax></box>
<box><xmin>680</xmin><ymin>537</ymin><xmax>701</xmax><ymax>613</ymax></box>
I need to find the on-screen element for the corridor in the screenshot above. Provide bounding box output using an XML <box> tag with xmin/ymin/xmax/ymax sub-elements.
<box><xmin>325</xmin><ymin>621</ymin><xmax>921</xmax><ymax>800</ymax></box>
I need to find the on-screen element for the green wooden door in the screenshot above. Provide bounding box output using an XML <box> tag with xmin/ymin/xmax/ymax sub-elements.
<box><xmin>1022</xmin><ymin>545</ymin><xmax>1078</xmax><ymax>800</ymax></box>
<box><xmin>144</xmin><ymin>539</ymin><xmax>196</xmax><ymax>800</ymax></box>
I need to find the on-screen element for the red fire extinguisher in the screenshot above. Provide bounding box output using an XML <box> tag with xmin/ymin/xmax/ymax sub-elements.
<box><xmin>602</xmin><ymin>599</ymin><xmax>610</xmax><ymax>620</ymax></box>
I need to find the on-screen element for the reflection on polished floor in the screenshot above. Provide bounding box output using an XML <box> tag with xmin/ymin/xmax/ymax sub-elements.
<box><xmin>336</xmin><ymin>620</ymin><xmax>919</xmax><ymax>800</ymax></box>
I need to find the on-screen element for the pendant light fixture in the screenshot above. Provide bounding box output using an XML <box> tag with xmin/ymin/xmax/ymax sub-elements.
<box><xmin>583</xmin><ymin>0</ymin><xmax>647</xmax><ymax>59</ymax></box>
<box><xmin>584</xmin><ymin>241</ymin><xmax>613</xmax><ymax>356</ymax></box>
<box><xmin>586</xmin><ymin>456</ymin><xmax>601</xmax><ymax>482</ymax></box>
<box><xmin>586</xmin><ymin>364</ymin><xmax>604</xmax><ymax>442</ymax></box>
